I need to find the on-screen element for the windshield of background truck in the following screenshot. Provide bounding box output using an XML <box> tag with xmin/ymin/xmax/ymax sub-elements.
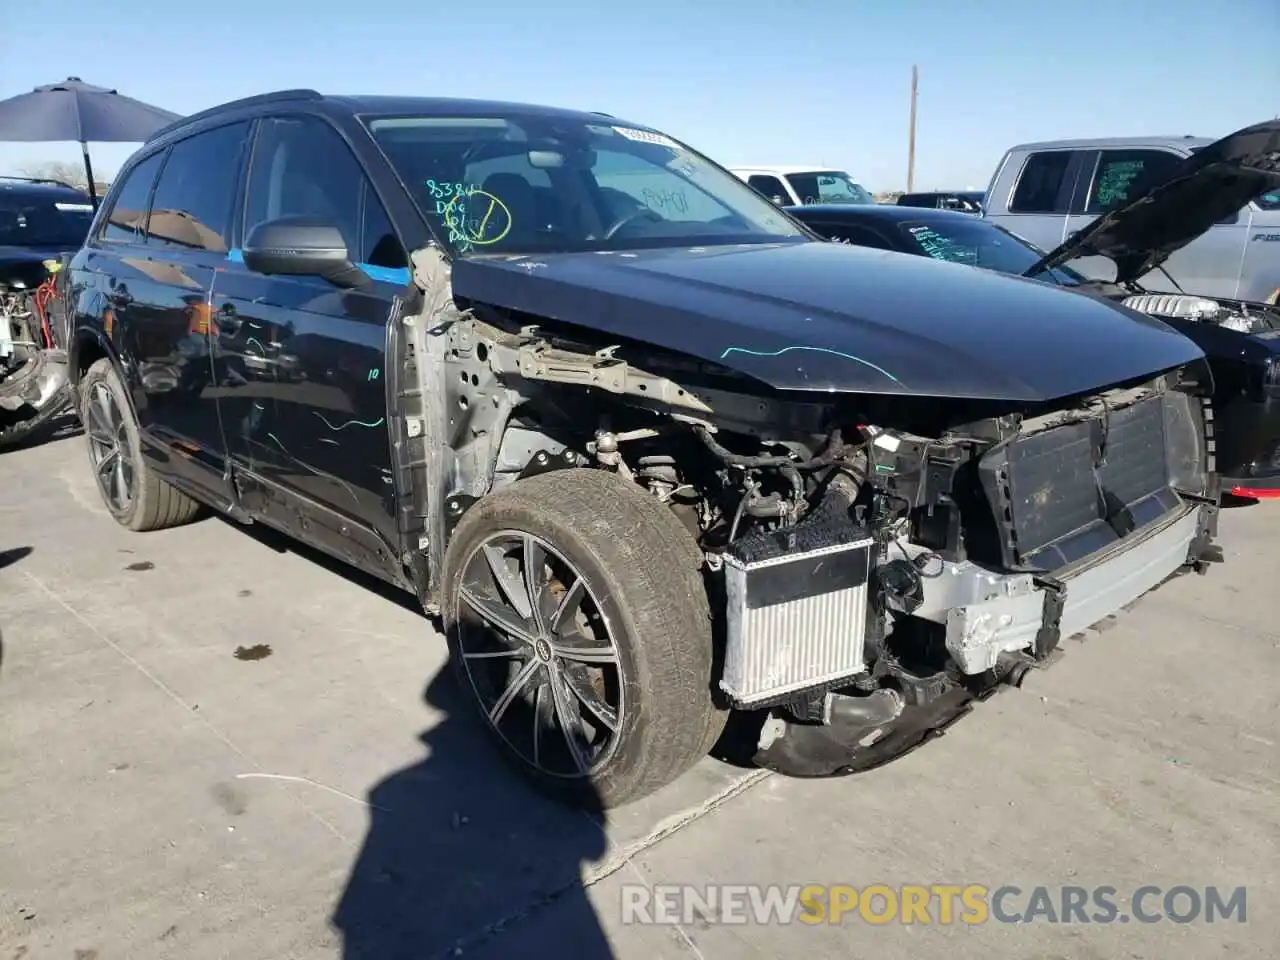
<box><xmin>785</xmin><ymin>171</ymin><xmax>875</xmax><ymax>205</ymax></box>
<box><xmin>899</xmin><ymin>218</ymin><xmax>1088</xmax><ymax>285</ymax></box>
<box><xmin>366</xmin><ymin>114</ymin><xmax>808</xmax><ymax>255</ymax></box>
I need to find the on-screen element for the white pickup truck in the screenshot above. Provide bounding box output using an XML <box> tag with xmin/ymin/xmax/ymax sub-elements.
<box><xmin>730</xmin><ymin>166</ymin><xmax>875</xmax><ymax>206</ymax></box>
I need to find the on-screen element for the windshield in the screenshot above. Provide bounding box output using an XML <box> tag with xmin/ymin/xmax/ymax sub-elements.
<box><xmin>898</xmin><ymin>218</ymin><xmax>1087</xmax><ymax>285</ymax></box>
<box><xmin>786</xmin><ymin>171</ymin><xmax>875</xmax><ymax>205</ymax></box>
<box><xmin>0</xmin><ymin>194</ymin><xmax>93</xmax><ymax>247</ymax></box>
<box><xmin>365</xmin><ymin>114</ymin><xmax>807</xmax><ymax>255</ymax></box>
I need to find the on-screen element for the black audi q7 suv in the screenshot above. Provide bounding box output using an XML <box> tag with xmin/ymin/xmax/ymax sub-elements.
<box><xmin>63</xmin><ymin>89</ymin><xmax>1219</xmax><ymax>807</ymax></box>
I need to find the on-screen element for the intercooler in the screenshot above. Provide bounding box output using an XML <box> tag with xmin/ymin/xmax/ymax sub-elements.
<box><xmin>720</xmin><ymin>519</ymin><xmax>874</xmax><ymax>707</ymax></box>
<box><xmin>978</xmin><ymin>393</ymin><xmax>1187</xmax><ymax>572</ymax></box>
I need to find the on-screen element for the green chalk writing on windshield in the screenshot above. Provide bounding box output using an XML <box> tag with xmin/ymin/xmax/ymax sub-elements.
<box><xmin>425</xmin><ymin>180</ymin><xmax>478</xmax><ymax>201</ymax></box>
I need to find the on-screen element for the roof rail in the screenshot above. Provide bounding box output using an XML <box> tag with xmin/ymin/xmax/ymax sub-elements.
<box><xmin>0</xmin><ymin>174</ymin><xmax>77</xmax><ymax>189</ymax></box>
<box><xmin>591</xmin><ymin>111</ymin><xmax>616</xmax><ymax>118</ymax></box>
<box><xmin>145</xmin><ymin>88</ymin><xmax>323</xmax><ymax>143</ymax></box>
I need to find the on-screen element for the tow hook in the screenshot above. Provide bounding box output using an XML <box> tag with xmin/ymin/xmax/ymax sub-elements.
<box><xmin>996</xmin><ymin>649</ymin><xmax>1063</xmax><ymax>689</ymax></box>
<box><xmin>996</xmin><ymin>652</ymin><xmax>1037</xmax><ymax>688</ymax></box>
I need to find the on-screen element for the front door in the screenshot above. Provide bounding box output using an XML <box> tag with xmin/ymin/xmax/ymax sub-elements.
<box><xmin>1064</xmin><ymin>146</ymin><xmax>1250</xmax><ymax>297</ymax></box>
<box><xmin>212</xmin><ymin>114</ymin><xmax>411</xmax><ymax>551</ymax></box>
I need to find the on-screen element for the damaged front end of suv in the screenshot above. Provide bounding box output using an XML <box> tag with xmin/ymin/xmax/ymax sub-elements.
<box><xmin>353</xmin><ymin>106</ymin><xmax>1220</xmax><ymax>805</ymax></box>
<box><xmin>396</xmin><ymin>241</ymin><xmax>1219</xmax><ymax>790</ymax></box>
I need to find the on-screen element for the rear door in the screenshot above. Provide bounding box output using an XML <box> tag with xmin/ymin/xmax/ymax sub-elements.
<box><xmin>115</xmin><ymin>121</ymin><xmax>251</xmax><ymax>504</ymax></box>
<box><xmin>985</xmin><ymin>149</ymin><xmax>1083</xmax><ymax>252</ymax></box>
<box><xmin>70</xmin><ymin>150</ymin><xmax>163</xmax><ymax>384</ymax></box>
<box><xmin>211</xmin><ymin>113</ymin><xmax>409</xmax><ymax>549</ymax></box>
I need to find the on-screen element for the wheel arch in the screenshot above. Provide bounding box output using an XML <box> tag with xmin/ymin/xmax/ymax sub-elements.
<box><xmin>70</xmin><ymin>326</ymin><xmax>139</xmax><ymax>421</ymax></box>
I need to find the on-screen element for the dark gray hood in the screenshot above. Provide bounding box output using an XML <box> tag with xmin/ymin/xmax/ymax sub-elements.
<box><xmin>1024</xmin><ymin>118</ymin><xmax>1280</xmax><ymax>283</ymax></box>
<box><xmin>451</xmin><ymin>240</ymin><xmax>1203</xmax><ymax>402</ymax></box>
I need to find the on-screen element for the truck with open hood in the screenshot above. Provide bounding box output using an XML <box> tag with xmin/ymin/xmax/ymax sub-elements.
<box><xmin>64</xmin><ymin>91</ymin><xmax>1221</xmax><ymax>807</ymax></box>
<box><xmin>787</xmin><ymin>120</ymin><xmax>1280</xmax><ymax>498</ymax></box>
<box><xmin>993</xmin><ymin>120</ymin><xmax>1280</xmax><ymax>496</ymax></box>
<box><xmin>983</xmin><ymin>123</ymin><xmax>1280</xmax><ymax>304</ymax></box>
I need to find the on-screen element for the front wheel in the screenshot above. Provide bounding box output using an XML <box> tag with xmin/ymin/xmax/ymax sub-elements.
<box><xmin>441</xmin><ymin>468</ymin><xmax>726</xmax><ymax>808</ymax></box>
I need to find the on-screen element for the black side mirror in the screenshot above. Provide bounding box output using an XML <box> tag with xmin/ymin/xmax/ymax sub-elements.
<box><xmin>243</xmin><ymin>216</ymin><xmax>369</xmax><ymax>288</ymax></box>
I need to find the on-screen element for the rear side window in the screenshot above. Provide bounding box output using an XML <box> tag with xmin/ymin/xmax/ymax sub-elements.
<box><xmin>1085</xmin><ymin>149</ymin><xmax>1183</xmax><ymax>214</ymax></box>
<box><xmin>747</xmin><ymin>175</ymin><xmax>789</xmax><ymax>201</ymax></box>
<box><xmin>146</xmin><ymin>121</ymin><xmax>251</xmax><ymax>252</ymax></box>
<box><xmin>1009</xmin><ymin>151</ymin><xmax>1074</xmax><ymax>213</ymax></box>
<box><xmin>100</xmin><ymin>151</ymin><xmax>164</xmax><ymax>244</ymax></box>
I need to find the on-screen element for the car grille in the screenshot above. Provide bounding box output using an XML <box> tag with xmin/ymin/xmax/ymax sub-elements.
<box><xmin>978</xmin><ymin>394</ymin><xmax>1184</xmax><ymax>572</ymax></box>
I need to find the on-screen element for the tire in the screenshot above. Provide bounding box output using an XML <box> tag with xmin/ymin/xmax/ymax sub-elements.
<box><xmin>442</xmin><ymin>467</ymin><xmax>727</xmax><ymax>808</ymax></box>
<box><xmin>79</xmin><ymin>357</ymin><xmax>203</xmax><ymax>531</ymax></box>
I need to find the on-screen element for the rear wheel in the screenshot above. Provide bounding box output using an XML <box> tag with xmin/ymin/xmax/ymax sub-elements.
<box><xmin>79</xmin><ymin>358</ymin><xmax>203</xmax><ymax>531</ymax></box>
<box><xmin>442</xmin><ymin>468</ymin><xmax>726</xmax><ymax>808</ymax></box>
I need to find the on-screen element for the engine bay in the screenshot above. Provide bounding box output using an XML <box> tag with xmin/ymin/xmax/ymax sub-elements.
<box><xmin>1121</xmin><ymin>292</ymin><xmax>1280</xmax><ymax>335</ymax></box>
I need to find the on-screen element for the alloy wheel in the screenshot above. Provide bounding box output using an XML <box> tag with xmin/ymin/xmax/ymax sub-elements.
<box><xmin>455</xmin><ymin>531</ymin><xmax>624</xmax><ymax>778</ymax></box>
<box><xmin>85</xmin><ymin>382</ymin><xmax>135</xmax><ymax>513</ymax></box>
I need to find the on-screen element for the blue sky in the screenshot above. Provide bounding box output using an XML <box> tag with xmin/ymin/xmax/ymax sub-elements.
<box><xmin>3</xmin><ymin>0</ymin><xmax>1277</xmax><ymax>192</ymax></box>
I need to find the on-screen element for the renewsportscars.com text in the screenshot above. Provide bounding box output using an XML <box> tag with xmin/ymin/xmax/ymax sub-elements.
<box><xmin>620</xmin><ymin>884</ymin><xmax>1248</xmax><ymax>926</ymax></box>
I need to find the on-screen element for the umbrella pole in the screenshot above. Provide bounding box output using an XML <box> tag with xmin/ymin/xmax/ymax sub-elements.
<box><xmin>80</xmin><ymin>141</ymin><xmax>98</xmax><ymax>209</ymax></box>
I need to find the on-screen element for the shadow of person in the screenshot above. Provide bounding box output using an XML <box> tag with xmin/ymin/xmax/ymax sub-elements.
<box><xmin>0</xmin><ymin>546</ymin><xmax>33</xmax><ymax>572</ymax></box>
<box><xmin>0</xmin><ymin>545</ymin><xmax>32</xmax><ymax>678</ymax></box>
<box><xmin>0</xmin><ymin>547</ymin><xmax>32</xmax><ymax>678</ymax></box>
<box><xmin>332</xmin><ymin>661</ymin><xmax>614</xmax><ymax>960</ymax></box>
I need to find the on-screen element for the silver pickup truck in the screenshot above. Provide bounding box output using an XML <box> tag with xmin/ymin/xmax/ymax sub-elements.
<box><xmin>983</xmin><ymin>133</ymin><xmax>1280</xmax><ymax>303</ymax></box>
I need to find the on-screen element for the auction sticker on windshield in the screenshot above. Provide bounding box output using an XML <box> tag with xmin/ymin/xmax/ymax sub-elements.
<box><xmin>612</xmin><ymin>127</ymin><xmax>682</xmax><ymax>150</ymax></box>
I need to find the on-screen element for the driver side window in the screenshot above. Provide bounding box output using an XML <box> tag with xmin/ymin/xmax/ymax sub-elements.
<box><xmin>245</xmin><ymin>115</ymin><xmax>406</xmax><ymax>270</ymax></box>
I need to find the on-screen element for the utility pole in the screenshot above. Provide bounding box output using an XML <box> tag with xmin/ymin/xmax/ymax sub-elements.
<box><xmin>907</xmin><ymin>64</ymin><xmax>918</xmax><ymax>193</ymax></box>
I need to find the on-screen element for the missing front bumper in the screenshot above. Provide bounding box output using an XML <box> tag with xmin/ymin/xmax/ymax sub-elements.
<box><xmin>749</xmin><ymin>501</ymin><xmax>1216</xmax><ymax>779</ymax></box>
<box><xmin>937</xmin><ymin>504</ymin><xmax>1209</xmax><ymax>673</ymax></box>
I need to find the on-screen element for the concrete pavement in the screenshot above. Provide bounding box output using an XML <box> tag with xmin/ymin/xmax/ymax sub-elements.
<box><xmin>1</xmin><ymin>419</ymin><xmax>1276</xmax><ymax>959</ymax></box>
